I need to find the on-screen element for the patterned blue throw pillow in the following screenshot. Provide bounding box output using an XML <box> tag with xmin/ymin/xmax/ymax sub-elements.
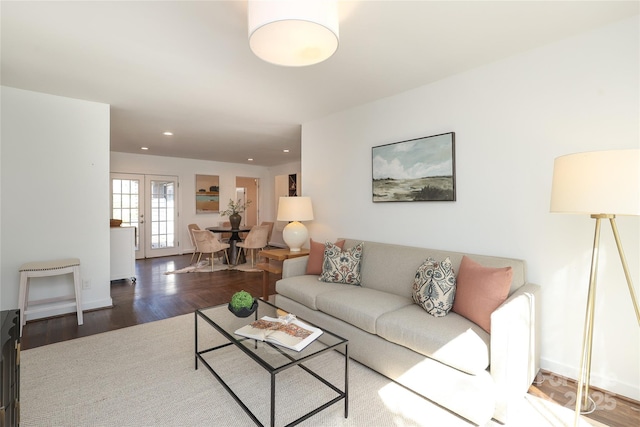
<box><xmin>412</xmin><ymin>257</ymin><xmax>456</xmax><ymax>317</ymax></box>
<box><xmin>319</xmin><ymin>242</ymin><xmax>363</xmax><ymax>285</ymax></box>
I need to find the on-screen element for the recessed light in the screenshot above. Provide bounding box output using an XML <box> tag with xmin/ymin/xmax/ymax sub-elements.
<box><xmin>163</xmin><ymin>131</ymin><xmax>173</xmax><ymax>136</ymax></box>
<box><xmin>283</xmin><ymin>149</ymin><xmax>290</xmax><ymax>153</ymax></box>
<box><xmin>141</xmin><ymin>147</ymin><xmax>149</xmax><ymax>150</ymax></box>
<box><xmin>248</xmin><ymin>158</ymin><xmax>254</xmax><ymax>162</ymax></box>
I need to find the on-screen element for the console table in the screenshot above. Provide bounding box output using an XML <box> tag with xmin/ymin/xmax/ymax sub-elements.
<box><xmin>256</xmin><ymin>248</ymin><xmax>309</xmax><ymax>300</ymax></box>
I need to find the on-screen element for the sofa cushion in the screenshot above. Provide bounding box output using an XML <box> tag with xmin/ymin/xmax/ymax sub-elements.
<box><xmin>340</xmin><ymin>239</ymin><xmax>526</xmax><ymax>297</ymax></box>
<box><xmin>452</xmin><ymin>256</ymin><xmax>513</xmax><ymax>333</ymax></box>
<box><xmin>319</xmin><ymin>242</ymin><xmax>363</xmax><ymax>285</ymax></box>
<box><xmin>276</xmin><ymin>275</ymin><xmax>346</xmax><ymax>310</ymax></box>
<box><xmin>306</xmin><ymin>239</ymin><xmax>345</xmax><ymax>275</ymax></box>
<box><xmin>412</xmin><ymin>257</ymin><xmax>456</xmax><ymax>317</ymax></box>
<box><xmin>377</xmin><ymin>304</ymin><xmax>490</xmax><ymax>375</ymax></box>
<box><xmin>316</xmin><ymin>287</ymin><xmax>412</xmax><ymax>334</ymax></box>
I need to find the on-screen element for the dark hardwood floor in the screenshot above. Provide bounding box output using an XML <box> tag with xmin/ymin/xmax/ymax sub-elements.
<box><xmin>530</xmin><ymin>371</ymin><xmax>640</xmax><ymax>427</ymax></box>
<box><xmin>21</xmin><ymin>254</ymin><xmax>275</xmax><ymax>350</ymax></box>
<box><xmin>21</xmin><ymin>254</ymin><xmax>640</xmax><ymax>426</ymax></box>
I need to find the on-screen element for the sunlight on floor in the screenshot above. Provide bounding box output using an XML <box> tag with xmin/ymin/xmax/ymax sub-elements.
<box><xmin>522</xmin><ymin>394</ymin><xmax>604</xmax><ymax>427</ymax></box>
<box><xmin>153</xmin><ymin>260</ymin><xmax>177</xmax><ymax>276</ymax></box>
<box><xmin>376</xmin><ymin>381</ymin><xmax>603</xmax><ymax>427</ymax></box>
<box><xmin>377</xmin><ymin>382</ymin><xmax>461</xmax><ymax>426</ymax></box>
<box><xmin>160</xmin><ymin>261</ymin><xmax>177</xmax><ymax>295</ymax></box>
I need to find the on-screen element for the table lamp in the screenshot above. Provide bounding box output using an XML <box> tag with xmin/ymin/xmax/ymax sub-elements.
<box><xmin>550</xmin><ymin>149</ymin><xmax>640</xmax><ymax>425</ymax></box>
<box><xmin>277</xmin><ymin>196</ymin><xmax>314</xmax><ymax>252</ymax></box>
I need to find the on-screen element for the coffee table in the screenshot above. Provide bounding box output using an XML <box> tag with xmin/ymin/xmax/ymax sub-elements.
<box><xmin>195</xmin><ymin>299</ymin><xmax>349</xmax><ymax>427</ymax></box>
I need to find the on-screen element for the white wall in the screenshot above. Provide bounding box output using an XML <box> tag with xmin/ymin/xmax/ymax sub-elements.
<box><xmin>111</xmin><ymin>152</ymin><xmax>300</xmax><ymax>254</ymax></box>
<box><xmin>1</xmin><ymin>87</ymin><xmax>112</xmax><ymax>316</ymax></box>
<box><xmin>267</xmin><ymin>161</ymin><xmax>302</xmax><ymax>246</ymax></box>
<box><xmin>302</xmin><ymin>17</ymin><xmax>639</xmax><ymax>400</ymax></box>
<box><xmin>0</xmin><ymin>85</ymin><xmax>301</xmax><ymax>314</ymax></box>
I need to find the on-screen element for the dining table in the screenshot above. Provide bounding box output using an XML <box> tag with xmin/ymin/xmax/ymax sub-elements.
<box><xmin>205</xmin><ymin>226</ymin><xmax>251</xmax><ymax>265</ymax></box>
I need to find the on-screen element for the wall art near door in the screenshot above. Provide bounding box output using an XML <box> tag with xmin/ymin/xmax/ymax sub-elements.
<box><xmin>288</xmin><ymin>173</ymin><xmax>297</xmax><ymax>196</ymax></box>
<box><xmin>372</xmin><ymin>132</ymin><xmax>456</xmax><ymax>202</ymax></box>
<box><xmin>196</xmin><ymin>174</ymin><xmax>220</xmax><ymax>213</ymax></box>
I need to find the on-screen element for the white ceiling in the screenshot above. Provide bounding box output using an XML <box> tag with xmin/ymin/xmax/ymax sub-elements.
<box><xmin>2</xmin><ymin>1</ymin><xmax>638</xmax><ymax>166</ymax></box>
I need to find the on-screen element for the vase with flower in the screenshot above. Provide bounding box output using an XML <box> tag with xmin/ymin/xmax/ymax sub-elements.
<box><xmin>221</xmin><ymin>198</ymin><xmax>251</xmax><ymax>230</ymax></box>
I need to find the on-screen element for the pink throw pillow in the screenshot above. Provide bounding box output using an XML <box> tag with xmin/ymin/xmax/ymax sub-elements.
<box><xmin>452</xmin><ymin>256</ymin><xmax>513</xmax><ymax>333</ymax></box>
<box><xmin>306</xmin><ymin>239</ymin><xmax>345</xmax><ymax>275</ymax></box>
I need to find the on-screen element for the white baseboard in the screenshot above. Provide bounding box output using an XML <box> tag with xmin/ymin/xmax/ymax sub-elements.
<box><xmin>541</xmin><ymin>357</ymin><xmax>640</xmax><ymax>402</ymax></box>
<box><xmin>25</xmin><ymin>297</ymin><xmax>113</xmax><ymax>322</ymax></box>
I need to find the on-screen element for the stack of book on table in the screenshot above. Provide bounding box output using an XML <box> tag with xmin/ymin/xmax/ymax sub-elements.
<box><xmin>235</xmin><ymin>314</ymin><xmax>322</xmax><ymax>351</ymax></box>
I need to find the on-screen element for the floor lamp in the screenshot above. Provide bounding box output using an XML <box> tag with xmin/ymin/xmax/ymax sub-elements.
<box><xmin>550</xmin><ymin>149</ymin><xmax>640</xmax><ymax>426</ymax></box>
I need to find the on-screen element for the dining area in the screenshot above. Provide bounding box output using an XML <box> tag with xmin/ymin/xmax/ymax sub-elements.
<box><xmin>187</xmin><ymin>222</ymin><xmax>273</xmax><ymax>271</ymax></box>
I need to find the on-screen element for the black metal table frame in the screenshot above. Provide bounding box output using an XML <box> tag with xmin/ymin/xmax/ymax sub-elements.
<box><xmin>195</xmin><ymin>309</ymin><xmax>349</xmax><ymax>427</ymax></box>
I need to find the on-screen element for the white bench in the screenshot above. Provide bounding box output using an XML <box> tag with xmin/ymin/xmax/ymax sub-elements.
<box><xmin>18</xmin><ymin>258</ymin><xmax>83</xmax><ymax>336</ymax></box>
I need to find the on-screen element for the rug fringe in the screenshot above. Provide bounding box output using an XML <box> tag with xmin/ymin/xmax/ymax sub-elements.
<box><xmin>165</xmin><ymin>258</ymin><xmax>262</xmax><ymax>274</ymax></box>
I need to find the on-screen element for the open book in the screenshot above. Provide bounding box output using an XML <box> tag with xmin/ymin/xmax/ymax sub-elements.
<box><xmin>234</xmin><ymin>315</ymin><xmax>323</xmax><ymax>352</ymax></box>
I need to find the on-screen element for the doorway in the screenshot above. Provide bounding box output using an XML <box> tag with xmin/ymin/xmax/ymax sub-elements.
<box><xmin>236</xmin><ymin>177</ymin><xmax>259</xmax><ymax>227</ymax></box>
<box><xmin>111</xmin><ymin>173</ymin><xmax>180</xmax><ymax>259</ymax></box>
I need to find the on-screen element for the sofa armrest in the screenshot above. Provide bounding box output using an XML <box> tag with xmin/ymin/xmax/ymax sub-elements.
<box><xmin>282</xmin><ymin>256</ymin><xmax>310</xmax><ymax>279</ymax></box>
<box><xmin>490</xmin><ymin>282</ymin><xmax>541</xmax><ymax>423</ymax></box>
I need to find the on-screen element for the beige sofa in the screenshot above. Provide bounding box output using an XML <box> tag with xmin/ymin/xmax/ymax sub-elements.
<box><xmin>274</xmin><ymin>239</ymin><xmax>540</xmax><ymax>425</ymax></box>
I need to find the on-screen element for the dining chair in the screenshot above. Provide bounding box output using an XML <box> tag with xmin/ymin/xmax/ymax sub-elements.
<box><xmin>260</xmin><ymin>221</ymin><xmax>274</xmax><ymax>247</ymax></box>
<box><xmin>235</xmin><ymin>224</ymin><xmax>270</xmax><ymax>267</ymax></box>
<box><xmin>192</xmin><ymin>230</ymin><xmax>231</xmax><ymax>271</ymax></box>
<box><xmin>187</xmin><ymin>224</ymin><xmax>201</xmax><ymax>264</ymax></box>
<box><xmin>220</xmin><ymin>221</ymin><xmax>232</xmax><ymax>242</ymax></box>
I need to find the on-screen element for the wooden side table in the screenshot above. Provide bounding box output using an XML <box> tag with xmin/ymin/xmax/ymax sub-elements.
<box><xmin>257</xmin><ymin>248</ymin><xmax>310</xmax><ymax>300</ymax></box>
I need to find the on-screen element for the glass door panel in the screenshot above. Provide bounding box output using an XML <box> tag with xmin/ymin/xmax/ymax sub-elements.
<box><xmin>111</xmin><ymin>173</ymin><xmax>144</xmax><ymax>259</ymax></box>
<box><xmin>146</xmin><ymin>175</ymin><xmax>179</xmax><ymax>257</ymax></box>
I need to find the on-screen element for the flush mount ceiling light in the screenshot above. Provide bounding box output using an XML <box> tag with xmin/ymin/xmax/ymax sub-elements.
<box><xmin>248</xmin><ymin>0</ymin><xmax>339</xmax><ymax>67</ymax></box>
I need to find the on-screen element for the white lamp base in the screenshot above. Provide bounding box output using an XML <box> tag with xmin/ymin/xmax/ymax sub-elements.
<box><xmin>282</xmin><ymin>221</ymin><xmax>308</xmax><ymax>252</ymax></box>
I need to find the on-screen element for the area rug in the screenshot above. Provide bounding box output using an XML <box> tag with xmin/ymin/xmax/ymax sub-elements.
<box><xmin>165</xmin><ymin>258</ymin><xmax>262</xmax><ymax>274</ymax></box>
<box><xmin>20</xmin><ymin>315</ymin><xmax>603</xmax><ymax>427</ymax></box>
<box><xmin>233</xmin><ymin>262</ymin><xmax>263</xmax><ymax>273</ymax></box>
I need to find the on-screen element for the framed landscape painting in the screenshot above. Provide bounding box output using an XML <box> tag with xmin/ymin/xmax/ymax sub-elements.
<box><xmin>372</xmin><ymin>132</ymin><xmax>456</xmax><ymax>202</ymax></box>
<box><xmin>195</xmin><ymin>174</ymin><xmax>220</xmax><ymax>213</ymax></box>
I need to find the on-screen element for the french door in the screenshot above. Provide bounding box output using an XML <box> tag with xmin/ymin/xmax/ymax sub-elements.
<box><xmin>111</xmin><ymin>173</ymin><xmax>179</xmax><ymax>258</ymax></box>
<box><xmin>145</xmin><ymin>175</ymin><xmax>178</xmax><ymax>257</ymax></box>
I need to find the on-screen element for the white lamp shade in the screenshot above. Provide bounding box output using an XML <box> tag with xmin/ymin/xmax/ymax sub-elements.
<box><xmin>550</xmin><ymin>149</ymin><xmax>640</xmax><ymax>215</ymax></box>
<box><xmin>248</xmin><ymin>0</ymin><xmax>339</xmax><ymax>67</ymax></box>
<box><xmin>277</xmin><ymin>196</ymin><xmax>314</xmax><ymax>221</ymax></box>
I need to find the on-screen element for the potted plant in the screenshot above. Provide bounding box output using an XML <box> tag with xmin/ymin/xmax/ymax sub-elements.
<box><xmin>220</xmin><ymin>198</ymin><xmax>252</xmax><ymax>230</ymax></box>
<box><xmin>228</xmin><ymin>290</ymin><xmax>258</xmax><ymax>317</ymax></box>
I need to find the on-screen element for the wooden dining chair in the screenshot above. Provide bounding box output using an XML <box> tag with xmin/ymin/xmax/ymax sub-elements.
<box><xmin>220</xmin><ymin>221</ymin><xmax>232</xmax><ymax>242</ymax></box>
